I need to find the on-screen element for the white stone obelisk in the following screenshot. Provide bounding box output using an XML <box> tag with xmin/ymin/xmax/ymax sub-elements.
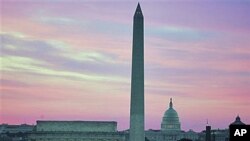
<box><xmin>129</xmin><ymin>3</ymin><xmax>144</xmax><ymax>141</ymax></box>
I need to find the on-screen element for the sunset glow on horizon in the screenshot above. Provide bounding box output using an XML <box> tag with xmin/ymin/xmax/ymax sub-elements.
<box><xmin>1</xmin><ymin>0</ymin><xmax>250</xmax><ymax>132</ymax></box>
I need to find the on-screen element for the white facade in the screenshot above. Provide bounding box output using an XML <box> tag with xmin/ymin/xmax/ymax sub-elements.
<box><xmin>36</xmin><ymin>121</ymin><xmax>117</xmax><ymax>132</ymax></box>
<box><xmin>28</xmin><ymin>121</ymin><xmax>126</xmax><ymax>141</ymax></box>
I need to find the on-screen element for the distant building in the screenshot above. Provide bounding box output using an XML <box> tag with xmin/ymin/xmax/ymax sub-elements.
<box><xmin>145</xmin><ymin>128</ymin><xmax>199</xmax><ymax>141</ymax></box>
<box><xmin>0</xmin><ymin>124</ymin><xmax>34</xmax><ymax>134</ymax></box>
<box><xmin>28</xmin><ymin>121</ymin><xmax>126</xmax><ymax>141</ymax></box>
<box><xmin>205</xmin><ymin>125</ymin><xmax>211</xmax><ymax>141</ymax></box>
<box><xmin>230</xmin><ymin>115</ymin><xmax>245</xmax><ymax>125</ymax></box>
<box><xmin>181</xmin><ymin>130</ymin><xmax>199</xmax><ymax>141</ymax></box>
<box><xmin>35</xmin><ymin>121</ymin><xmax>117</xmax><ymax>132</ymax></box>
<box><xmin>0</xmin><ymin>124</ymin><xmax>34</xmax><ymax>141</ymax></box>
<box><xmin>227</xmin><ymin>115</ymin><xmax>245</xmax><ymax>141</ymax></box>
<box><xmin>199</xmin><ymin>128</ymin><xmax>229</xmax><ymax>141</ymax></box>
<box><xmin>212</xmin><ymin>129</ymin><xmax>229</xmax><ymax>141</ymax></box>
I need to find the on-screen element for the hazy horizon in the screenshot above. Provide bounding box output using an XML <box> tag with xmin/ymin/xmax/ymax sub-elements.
<box><xmin>1</xmin><ymin>0</ymin><xmax>250</xmax><ymax>132</ymax></box>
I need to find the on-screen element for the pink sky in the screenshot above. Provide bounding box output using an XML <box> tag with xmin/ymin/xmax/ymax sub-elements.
<box><xmin>1</xmin><ymin>0</ymin><xmax>250</xmax><ymax>132</ymax></box>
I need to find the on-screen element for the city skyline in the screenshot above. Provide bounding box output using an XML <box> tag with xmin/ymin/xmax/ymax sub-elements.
<box><xmin>1</xmin><ymin>0</ymin><xmax>250</xmax><ymax>132</ymax></box>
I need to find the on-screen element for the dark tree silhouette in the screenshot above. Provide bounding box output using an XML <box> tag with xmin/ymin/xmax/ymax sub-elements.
<box><xmin>178</xmin><ymin>138</ymin><xmax>193</xmax><ymax>141</ymax></box>
<box><xmin>0</xmin><ymin>135</ymin><xmax>12</xmax><ymax>141</ymax></box>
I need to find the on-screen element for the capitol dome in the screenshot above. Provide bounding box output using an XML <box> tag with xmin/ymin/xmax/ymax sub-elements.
<box><xmin>230</xmin><ymin>115</ymin><xmax>245</xmax><ymax>125</ymax></box>
<box><xmin>161</xmin><ymin>98</ymin><xmax>181</xmax><ymax>132</ymax></box>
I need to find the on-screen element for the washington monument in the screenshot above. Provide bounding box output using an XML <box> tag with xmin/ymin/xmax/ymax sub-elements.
<box><xmin>129</xmin><ymin>3</ymin><xmax>144</xmax><ymax>141</ymax></box>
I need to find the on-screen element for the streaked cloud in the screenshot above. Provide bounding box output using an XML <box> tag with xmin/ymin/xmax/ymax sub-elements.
<box><xmin>146</xmin><ymin>26</ymin><xmax>214</xmax><ymax>42</ymax></box>
<box><xmin>37</xmin><ymin>16</ymin><xmax>78</xmax><ymax>25</ymax></box>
